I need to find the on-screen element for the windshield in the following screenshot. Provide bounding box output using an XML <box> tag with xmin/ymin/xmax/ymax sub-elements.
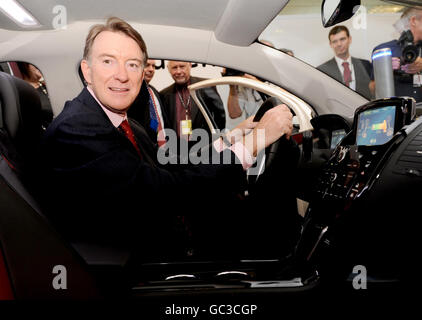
<box><xmin>259</xmin><ymin>0</ymin><xmax>410</xmax><ymax>100</ymax></box>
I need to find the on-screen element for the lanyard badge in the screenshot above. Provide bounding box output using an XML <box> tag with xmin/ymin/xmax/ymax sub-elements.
<box><xmin>178</xmin><ymin>90</ymin><xmax>193</xmax><ymax>135</ymax></box>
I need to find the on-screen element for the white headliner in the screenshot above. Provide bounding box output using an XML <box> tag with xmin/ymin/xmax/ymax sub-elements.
<box><xmin>0</xmin><ymin>0</ymin><xmax>229</xmax><ymax>31</ymax></box>
<box><xmin>0</xmin><ymin>0</ymin><xmax>367</xmax><ymax>118</ymax></box>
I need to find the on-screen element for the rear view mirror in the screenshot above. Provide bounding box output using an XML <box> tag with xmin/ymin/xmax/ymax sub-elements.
<box><xmin>321</xmin><ymin>0</ymin><xmax>361</xmax><ymax>28</ymax></box>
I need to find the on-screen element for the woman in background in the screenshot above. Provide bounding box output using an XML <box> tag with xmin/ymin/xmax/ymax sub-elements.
<box><xmin>17</xmin><ymin>62</ymin><xmax>53</xmax><ymax>130</ymax></box>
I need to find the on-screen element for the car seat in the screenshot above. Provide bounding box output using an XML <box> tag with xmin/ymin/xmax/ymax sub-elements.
<box><xmin>0</xmin><ymin>71</ymin><xmax>101</xmax><ymax>299</ymax></box>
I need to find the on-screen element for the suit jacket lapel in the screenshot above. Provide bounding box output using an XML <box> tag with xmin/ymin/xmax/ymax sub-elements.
<box><xmin>189</xmin><ymin>77</ymin><xmax>200</xmax><ymax>123</ymax></box>
<box><xmin>129</xmin><ymin>119</ymin><xmax>157</xmax><ymax>166</ymax></box>
<box><xmin>351</xmin><ymin>57</ymin><xmax>371</xmax><ymax>99</ymax></box>
<box><xmin>79</xmin><ymin>87</ymin><xmax>113</xmax><ymax>125</ymax></box>
<box><xmin>329</xmin><ymin>58</ymin><xmax>344</xmax><ymax>83</ymax></box>
<box><xmin>168</xmin><ymin>84</ymin><xmax>178</xmax><ymax>131</ymax></box>
<box><xmin>79</xmin><ymin>88</ymin><xmax>156</xmax><ymax>164</ymax></box>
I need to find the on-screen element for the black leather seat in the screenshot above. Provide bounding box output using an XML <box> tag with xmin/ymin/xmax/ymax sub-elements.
<box><xmin>0</xmin><ymin>71</ymin><xmax>43</xmax><ymax>208</ymax></box>
<box><xmin>0</xmin><ymin>71</ymin><xmax>42</xmax><ymax>167</ymax></box>
<box><xmin>0</xmin><ymin>71</ymin><xmax>101</xmax><ymax>298</ymax></box>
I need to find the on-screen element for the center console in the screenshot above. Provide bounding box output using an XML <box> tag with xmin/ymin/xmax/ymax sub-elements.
<box><xmin>294</xmin><ymin>97</ymin><xmax>417</xmax><ymax>281</ymax></box>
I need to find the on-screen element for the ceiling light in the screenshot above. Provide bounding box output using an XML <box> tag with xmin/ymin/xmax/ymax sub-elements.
<box><xmin>0</xmin><ymin>0</ymin><xmax>40</xmax><ymax>27</ymax></box>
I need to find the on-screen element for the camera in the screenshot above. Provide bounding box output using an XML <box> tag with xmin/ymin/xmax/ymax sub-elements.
<box><xmin>393</xmin><ymin>30</ymin><xmax>422</xmax><ymax>83</ymax></box>
<box><xmin>398</xmin><ymin>30</ymin><xmax>422</xmax><ymax>64</ymax></box>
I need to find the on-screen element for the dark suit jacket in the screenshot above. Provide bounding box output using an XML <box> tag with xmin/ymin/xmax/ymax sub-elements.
<box><xmin>317</xmin><ymin>57</ymin><xmax>372</xmax><ymax>99</ymax></box>
<box><xmin>40</xmin><ymin>87</ymin><xmax>245</xmax><ymax>255</ymax></box>
<box><xmin>128</xmin><ymin>81</ymin><xmax>169</xmax><ymax>145</ymax></box>
<box><xmin>160</xmin><ymin>76</ymin><xmax>226</xmax><ymax>134</ymax></box>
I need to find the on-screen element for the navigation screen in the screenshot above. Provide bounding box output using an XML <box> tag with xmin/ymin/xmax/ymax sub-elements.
<box><xmin>356</xmin><ymin>106</ymin><xmax>396</xmax><ymax>146</ymax></box>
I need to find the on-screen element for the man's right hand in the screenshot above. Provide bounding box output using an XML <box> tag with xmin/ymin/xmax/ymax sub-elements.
<box><xmin>391</xmin><ymin>57</ymin><xmax>401</xmax><ymax>70</ymax></box>
<box><xmin>401</xmin><ymin>56</ymin><xmax>422</xmax><ymax>74</ymax></box>
<box><xmin>242</xmin><ymin>104</ymin><xmax>293</xmax><ymax>157</ymax></box>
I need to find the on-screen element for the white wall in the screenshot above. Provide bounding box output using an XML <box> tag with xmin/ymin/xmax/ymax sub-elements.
<box><xmin>149</xmin><ymin>61</ymin><xmax>223</xmax><ymax>91</ymax></box>
<box><xmin>260</xmin><ymin>12</ymin><xmax>401</xmax><ymax>67</ymax></box>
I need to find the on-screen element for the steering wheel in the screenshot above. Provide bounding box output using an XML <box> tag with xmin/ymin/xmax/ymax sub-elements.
<box><xmin>248</xmin><ymin>96</ymin><xmax>290</xmax><ymax>183</ymax></box>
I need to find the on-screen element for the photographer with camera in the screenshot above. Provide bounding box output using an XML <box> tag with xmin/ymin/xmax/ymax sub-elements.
<box><xmin>370</xmin><ymin>7</ymin><xmax>422</xmax><ymax>102</ymax></box>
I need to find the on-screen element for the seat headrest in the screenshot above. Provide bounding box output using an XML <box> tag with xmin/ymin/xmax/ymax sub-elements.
<box><xmin>0</xmin><ymin>71</ymin><xmax>42</xmax><ymax>159</ymax></box>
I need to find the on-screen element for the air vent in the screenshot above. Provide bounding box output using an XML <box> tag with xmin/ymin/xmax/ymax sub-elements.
<box><xmin>393</xmin><ymin>131</ymin><xmax>422</xmax><ymax>177</ymax></box>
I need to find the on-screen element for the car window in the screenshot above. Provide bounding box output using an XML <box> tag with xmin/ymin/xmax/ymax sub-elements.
<box><xmin>189</xmin><ymin>76</ymin><xmax>314</xmax><ymax>135</ymax></box>
<box><xmin>0</xmin><ymin>61</ymin><xmax>53</xmax><ymax>130</ymax></box>
<box><xmin>259</xmin><ymin>0</ymin><xmax>406</xmax><ymax>100</ymax></box>
<box><xmin>149</xmin><ymin>60</ymin><xmax>313</xmax><ymax>134</ymax></box>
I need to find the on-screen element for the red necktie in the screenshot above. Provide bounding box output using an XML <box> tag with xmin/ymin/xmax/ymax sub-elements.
<box><xmin>119</xmin><ymin>119</ymin><xmax>142</xmax><ymax>158</ymax></box>
<box><xmin>342</xmin><ymin>61</ymin><xmax>352</xmax><ymax>87</ymax></box>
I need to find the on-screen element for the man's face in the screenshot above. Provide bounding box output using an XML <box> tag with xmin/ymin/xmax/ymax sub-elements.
<box><xmin>81</xmin><ymin>31</ymin><xmax>144</xmax><ymax>114</ymax></box>
<box><xmin>329</xmin><ymin>31</ymin><xmax>352</xmax><ymax>58</ymax></box>
<box><xmin>168</xmin><ymin>61</ymin><xmax>191</xmax><ymax>85</ymax></box>
<box><xmin>144</xmin><ymin>59</ymin><xmax>156</xmax><ymax>83</ymax></box>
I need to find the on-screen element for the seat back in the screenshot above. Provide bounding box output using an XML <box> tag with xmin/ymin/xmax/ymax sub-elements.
<box><xmin>0</xmin><ymin>72</ymin><xmax>42</xmax><ymax>165</ymax></box>
<box><xmin>0</xmin><ymin>71</ymin><xmax>101</xmax><ymax>299</ymax></box>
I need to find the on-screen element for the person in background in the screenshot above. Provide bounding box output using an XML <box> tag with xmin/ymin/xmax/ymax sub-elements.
<box><xmin>370</xmin><ymin>7</ymin><xmax>422</xmax><ymax>102</ymax></box>
<box><xmin>160</xmin><ymin>61</ymin><xmax>226</xmax><ymax>138</ymax></box>
<box><xmin>17</xmin><ymin>62</ymin><xmax>53</xmax><ymax>129</ymax></box>
<box><xmin>223</xmin><ymin>68</ymin><xmax>264</xmax><ymax>120</ymax></box>
<box><xmin>260</xmin><ymin>39</ymin><xmax>275</xmax><ymax>48</ymax></box>
<box><xmin>280</xmin><ymin>48</ymin><xmax>294</xmax><ymax>57</ymax></box>
<box><xmin>225</xmin><ymin>40</ymin><xmax>282</xmax><ymax>121</ymax></box>
<box><xmin>317</xmin><ymin>25</ymin><xmax>372</xmax><ymax>99</ymax></box>
<box><xmin>128</xmin><ymin>59</ymin><xmax>168</xmax><ymax>146</ymax></box>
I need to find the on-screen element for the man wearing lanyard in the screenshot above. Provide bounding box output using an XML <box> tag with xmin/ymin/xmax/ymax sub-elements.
<box><xmin>160</xmin><ymin>61</ymin><xmax>226</xmax><ymax>139</ymax></box>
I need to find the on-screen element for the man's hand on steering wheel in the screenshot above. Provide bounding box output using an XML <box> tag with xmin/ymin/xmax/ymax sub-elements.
<box><xmin>243</xmin><ymin>104</ymin><xmax>293</xmax><ymax>157</ymax></box>
<box><xmin>225</xmin><ymin>116</ymin><xmax>257</xmax><ymax>144</ymax></box>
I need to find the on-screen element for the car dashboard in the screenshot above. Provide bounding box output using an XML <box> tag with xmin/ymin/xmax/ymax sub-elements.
<box><xmin>295</xmin><ymin>96</ymin><xmax>420</xmax><ymax>287</ymax></box>
<box><xmin>130</xmin><ymin>97</ymin><xmax>419</xmax><ymax>298</ymax></box>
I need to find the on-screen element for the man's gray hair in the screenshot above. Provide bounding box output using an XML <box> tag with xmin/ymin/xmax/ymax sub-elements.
<box><xmin>394</xmin><ymin>7</ymin><xmax>422</xmax><ymax>33</ymax></box>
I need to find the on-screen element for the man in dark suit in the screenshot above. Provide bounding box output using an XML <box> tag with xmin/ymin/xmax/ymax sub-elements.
<box><xmin>128</xmin><ymin>59</ymin><xmax>168</xmax><ymax>146</ymax></box>
<box><xmin>40</xmin><ymin>17</ymin><xmax>294</xmax><ymax>260</ymax></box>
<box><xmin>317</xmin><ymin>25</ymin><xmax>372</xmax><ymax>99</ymax></box>
<box><xmin>160</xmin><ymin>61</ymin><xmax>226</xmax><ymax>138</ymax></box>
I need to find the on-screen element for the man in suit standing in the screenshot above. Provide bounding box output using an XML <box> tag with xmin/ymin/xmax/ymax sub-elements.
<box><xmin>317</xmin><ymin>25</ymin><xmax>372</xmax><ymax>99</ymax></box>
<box><xmin>41</xmin><ymin>17</ymin><xmax>294</xmax><ymax>261</ymax></box>
<box><xmin>128</xmin><ymin>59</ymin><xmax>167</xmax><ymax>146</ymax></box>
<box><xmin>160</xmin><ymin>61</ymin><xmax>226</xmax><ymax>139</ymax></box>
